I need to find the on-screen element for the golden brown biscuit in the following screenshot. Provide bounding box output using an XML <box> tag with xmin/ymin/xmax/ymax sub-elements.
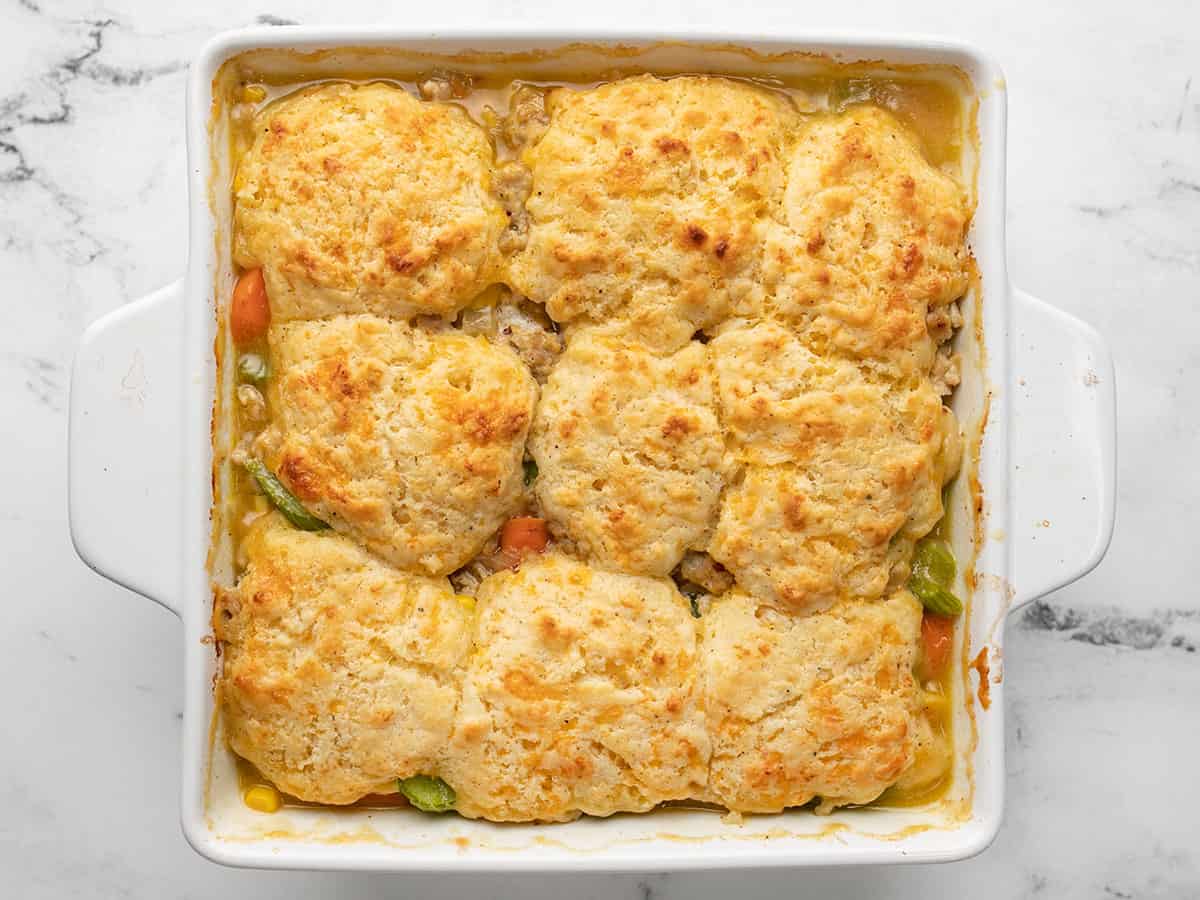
<box><xmin>214</xmin><ymin>513</ymin><xmax>473</xmax><ymax>805</ymax></box>
<box><xmin>234</xmin><ymin>82</ymin><xmax>506</xmax><ymax>320</ymax></box>
<box><xmin>759</xmin><ymin>105</ymin><xmax>971</xmax><ymax>376</ymax></box>
<box><xmin>703</xmin><ymin>588</ymin><xmax>923</xmax><ymax>813</ymax></box>
<box><xmin>255</xmin><ymin>315</ymin><xmax>537</xmax><ymax>576</ymax></box>
<box><xmin>529</xmin><ymin>327</ymin><xmax>727</xmax><ymax>576</ymax></box>
<box><xmin>441</xmin><ymin>553</ymin><xmax>709</xmax><ymax>821</ymax></box>
<box><xmin>708</xmin><ymin>321</ymin><xmax>959</xmax><ymax>611</ymax></box>
<box><xmin>508</xmin><ymin>76</ymin><xmax>794</xmax><ymax>348</ymax></box>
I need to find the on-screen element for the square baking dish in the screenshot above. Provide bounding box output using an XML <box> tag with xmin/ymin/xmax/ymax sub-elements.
<box><xmin>67</xmin><ymin>26</ymin><xmax>1116</xmax><ymax>871</ymax></box>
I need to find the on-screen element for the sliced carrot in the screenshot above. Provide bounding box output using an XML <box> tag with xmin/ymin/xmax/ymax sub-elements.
<box><xmin>230</xmin><ymin>268</ymin><xmax>270</xmax><ymax>346</ymax></box>
<box><xmin>500</xmin><ymin>516</ymin><xmax>548</xmax><ymax>557</ymax></box>
<box><xmin>920</xmin><ymin>612</ymin><xmax>956</xmax><ymax>679</ymax></box>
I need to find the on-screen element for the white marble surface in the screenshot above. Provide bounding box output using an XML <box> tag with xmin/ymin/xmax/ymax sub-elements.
<box><xmin>2</xmin><ymin>0</ymin><xmax>1196</xmax><ymax>896</ymax></box>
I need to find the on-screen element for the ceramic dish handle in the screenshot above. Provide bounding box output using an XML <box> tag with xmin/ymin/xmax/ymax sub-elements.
<box><xmin>1010</xmin><ymin>287</ymin><xmax>1117</xmax><ymax>608</ymax></box>
<box><xmin>69</xmin><ymin>279</ymin><xmax>185</xmax><ymax>617</ymax></box>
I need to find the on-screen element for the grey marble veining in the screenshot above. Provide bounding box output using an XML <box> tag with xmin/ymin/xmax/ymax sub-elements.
<box><xmin>1</xmin><ymin>1</ymin><xmax>1196</xmax><ymax>897</ymax></box>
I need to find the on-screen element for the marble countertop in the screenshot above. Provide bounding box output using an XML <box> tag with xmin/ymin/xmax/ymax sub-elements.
<box><xmin>3</xmin><ymin>1</ymin><xmax>1195</xmax><ymax>896</ymax></box>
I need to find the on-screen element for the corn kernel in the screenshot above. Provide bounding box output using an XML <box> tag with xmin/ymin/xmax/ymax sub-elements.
<box><xmin>241</xmin><ymin>84</ymin><xmax>267</xmax><ymax>104</ymax></box>
<box><xmin>244</xmin><ymin>783</ymin><xmax>281</xmax><ymax>813</ymax></box>
<box><xmin>455</xmin><ymin>594</ymin><xmax>476</xmax><ymax>613</ymax></box>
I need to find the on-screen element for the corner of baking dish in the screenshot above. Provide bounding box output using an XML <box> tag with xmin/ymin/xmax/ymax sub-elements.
<box><xmin>178</xmin><ymin>28</ymin><xmax>1012</xmax><ymax>871</ymax></box>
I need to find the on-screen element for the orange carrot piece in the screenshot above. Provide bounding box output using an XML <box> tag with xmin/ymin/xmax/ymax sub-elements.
<box><xmin>920</xmin><ymin>612</ymin><xmax>956</xmax><ymax>679</ymax></box>
<box><xmin>500</xmin><ymin>517</ymin><xmax>548</xmax><ymax>556</ymax></box>
<box><xmin>230</xmin><ymin>268</ymin><xmax>270</xmax><ymax>345</ymax></box>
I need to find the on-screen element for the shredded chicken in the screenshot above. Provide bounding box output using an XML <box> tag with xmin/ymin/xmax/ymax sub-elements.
<box><xmin>678</xmin><ymin>550</ymin><xmax>735</xmax><ymax>595</ymax></box>
<box><xmin>671</xmin><ymin>551</ymin><xmax>733</xmax><ymax>619</ymax></box>
<box><xmin>496</xmin><ymin>300</ymin><xmax>562</xmax><ymax>381</ymax></box>
<box><xmin>449</xmin><ymin>559</ymin><xmax>494</xmax><ymax>597</ymax></box>
<box><xmin>417</xmin><ymin>70</ymin><xmax>473</xmax><ymax>101</ymax></box>
<box><xmin>230</xmin><ymin>426</ymin><xmax>259</xmax><ymax>469</ymax></box>
<box><xmin>931</xmin><ymin>348</ymin><xmax>961</xmax><ymax>397</ymax></box>
<box><xmin>926</xmin><ymin>300</ymin><xmax>964</xmax><ymax>345</ymax></box>
<box><xmin>449</xmin><ymin>532</ymin><xmax>525</xmax><ymax>595</ymax></box>
<box><xmin>460</xmin><ymin>293</ymin><xmax>562</xmax><ymax>380</ymax></box>
<box><xmin>503</xmin><ymin>84</ymin><xmax>549</xmax><ymax>151</ymax></box>
<box><xmin>496</xmin><ymin>161</ymin><xmax>533</xmax><ymax>254</ymax></box>
<box><xmin>236</xmin><ymin>384</ymin><xmax>267</xmax><ymax>423</ymax></box>
<box><xmin>459</xmin><ymin>306</ymin><xmax>499</xmax><ymax>338</ymax></box>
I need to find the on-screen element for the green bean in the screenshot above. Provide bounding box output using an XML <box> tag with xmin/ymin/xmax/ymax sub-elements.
<box><xmin>237</xmin><ymin>353</ymin><xmax>269</xmax><ymax>384</ymax></box>
<box><xmin>397</xmin><ymin>775</ymin><xmax>456</xmax><ymax>813</ymax></box>
<box><xmin>243</xmin><ymin>458</ymin><xmax>329</xmax><ymax>532</ymax></box>
<box><xmin>911</xmin><ymin>537</ymin><xmax>956</xmax><ymax>586</ymax></box>
<box><xmin>908</xmin><ymin>574</ymin><xmax>964</xmax><ymax>616</ymax></box>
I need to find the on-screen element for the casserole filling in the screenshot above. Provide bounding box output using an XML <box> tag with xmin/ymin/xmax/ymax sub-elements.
<box><xmin>214</xmin><ymin>66</ymin><xmax>972</xmax><ymax>822</ymax></box>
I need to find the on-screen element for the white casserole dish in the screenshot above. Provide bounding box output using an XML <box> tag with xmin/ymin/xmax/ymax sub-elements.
<box><xmin>67</xmin><ymin>26</ymin><xmax>1116</xmax><ymax>872</ymax></box>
